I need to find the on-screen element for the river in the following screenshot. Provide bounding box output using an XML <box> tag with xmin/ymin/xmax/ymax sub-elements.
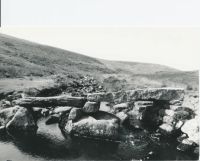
<box><xmin>0</xmin><ymin>118</ymin><xmax>197</xmax><ymax>161</ymax></box>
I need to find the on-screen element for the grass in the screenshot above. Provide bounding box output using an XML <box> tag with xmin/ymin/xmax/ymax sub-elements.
<box><xmin>0</xmin><ymin>33</ymin><xmax>199</xmax><ymax>92</ymax></box>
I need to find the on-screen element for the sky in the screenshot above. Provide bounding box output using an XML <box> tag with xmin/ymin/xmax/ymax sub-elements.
<box><xmin>1</xmin><ymin>0</ymin><xmax>200</xmax><ymax>71</ymax></box>
<box><xmin>0</xmin><ymin>27</ymin><xmax>199</xmax><ymax>71</ymax></box>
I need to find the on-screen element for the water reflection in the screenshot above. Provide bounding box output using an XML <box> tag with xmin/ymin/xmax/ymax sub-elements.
<box><xmin>0</xmin><ymin>118</ymin><xmax>198</xmax><ymax>161</ymax></box>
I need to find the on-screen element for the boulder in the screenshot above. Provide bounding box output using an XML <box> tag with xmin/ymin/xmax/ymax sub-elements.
<box><xmin>6</xmin><ymin>107</ymin><xmax>38</xmax><ymax>135</ymax></box>
<box><xmin>181</xmin><ymin>117</ymin><xmax>199</xmax><ymax>145</ymax></box>
<box><xmin>69</xmin><ymin>116</ymin><xmax>119</xmax><ymax>140</ymax></box>
<box><xmin>0</xmin><ymin>106</ymin><xmax>20</xmax><ymax>126</ymax></box>
<box><xmin>83</xmin><ymin>101</ymin><xmax>100</xmax><ymax>113</ymax></box>
<box><xmin>68</xmin><ymin>108</ymin><xmax>83</xmax><ymax>122</ymax></box>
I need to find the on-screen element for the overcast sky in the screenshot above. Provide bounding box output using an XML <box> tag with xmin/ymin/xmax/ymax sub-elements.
<box><xmin>1</xmin><ymin>0</ymin><xmax>200</xmax><ymax>71</ymax></box>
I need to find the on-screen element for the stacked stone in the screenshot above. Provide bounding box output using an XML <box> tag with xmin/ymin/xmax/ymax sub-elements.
<box><xmin>63</xmin><ymin>97</ymin><xmax>120</xmax><ymax>140</ymax></box>
<box><xmin>127</xmin><ymin>101</ymin><xmax>154</xmax><ymax>129</ymax></box>
<box><xmin>177</xmin><ymin>117</ymin><xmax>199</xmax><ymax>154</ymax></box>
<box><xmin>158</xmin><ymin>99</ymin><xmax>194</xmax><ymax>135</ymax></box>
<box><xmin>87</xmin><ymin>88</ymin><xmax>185</xmax><ymax>131</ymax></box>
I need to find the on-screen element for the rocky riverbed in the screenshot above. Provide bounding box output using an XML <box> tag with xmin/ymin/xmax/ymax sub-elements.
<box><xmin>0</xmin><ymin>88</ymin><xmax>199</xmax><ymax>160</ymax></box>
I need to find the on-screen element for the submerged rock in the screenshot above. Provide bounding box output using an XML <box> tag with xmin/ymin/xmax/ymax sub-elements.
<box><xmin>0</xmin><ymin>106</ymin><xmax>20</xmax><ymax>126</ymax></box>
<box><xmin>6</xmin><ymin>107</ymin><xmax>38</xmax><ymax>135</ymax></box>
<box><xmin>71</xmin><ymin>116</ymin><xmax>119</xmax><ymax>140</ymax></box>
<box><xmin>61</xmin><ymin>110</ymin><xmax>120</xmax><ymax>141</ymax></box>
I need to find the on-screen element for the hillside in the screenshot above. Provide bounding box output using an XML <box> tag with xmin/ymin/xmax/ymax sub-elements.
<box><xmin>0</xmin><ymin>33</ymin><xmax>199</xmax><ymax>91</ymax></box>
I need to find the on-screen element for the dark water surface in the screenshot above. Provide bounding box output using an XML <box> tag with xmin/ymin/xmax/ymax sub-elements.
<box><xmin>0</xmin><ymin>118</ymin><xmax>197</xmax><ymax>161</ymax></box>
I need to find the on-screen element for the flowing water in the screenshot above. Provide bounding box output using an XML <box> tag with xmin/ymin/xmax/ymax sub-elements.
<box><xmin>0</xmin><ymin>118</ymin><xmax>197</xmax><ymax>161</ymax></box>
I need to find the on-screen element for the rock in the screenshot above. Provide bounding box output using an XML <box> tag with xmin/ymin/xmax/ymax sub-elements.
<box><xmin>53</xmin><ymin>106</ymin><xmax>72</xmax><ymax>114</ymax></box>
<box><xmin>164</xmin><ymin>109</ymin><xmax>175</xmax><ymax>117</ymax></box>
<box><xmin>99</xmin><ymin>102</ymin><xmax>112</xmax><ymax>112</ymax></box>
<box><xmin>2</xmin><ymin>100</ymin><xmax>11</xmax><ymax>108</ymax></box>
<box><xmin>174</xmin><ymin>120</ymin><xmax>184</xmax><ymax>130</ymax></box>
<box><xmin>174</xmin><ymin>110</ymin><xmax>190</xmax><ymax>121</ymax></box>
<box><xmin>116</xmin><ymin>112</ymin><xmax>128</xmax><ymax>124</ymax></box>
<box><xmin>162</xmin><ymin>116</ymin><xmax>174</xmax><ymax>124</ymax></box>
<box><xmin>170</xmin><ymin>105</ymin><xmax>182</xmax><ymax>111</ymax></box>
<box><xmin>127</xmin><ymin>110</ymin><xmax>143</xmax><ymax>129</ymax></box>
<box><xmin>177</xmin><ymin>134</ymin><xmax>188</xmax><ymax>142</ymax></box>
<box><xmin>45</xmin><ymin>114</ymin><xmax>60</xmax><ymax>125</ymax></box>
<box><xmin>113</xmin><ymin>102</ymin><xmax>129</xmax><ymax>109</ymax></box>
<box><xmin>159</xmin><ymin>123</ymin><xmax>174</xmax><ymax>135</ymax></box>
<box><xmin>159</xmin><ymin>109</ymin><xmax>175</xmax><ymax>117</ymax></box>
<box><xmin>15</xmin><ymin>95</ymin><xmax>87</xmax><ymax>108</ymax></box>
<box><xmin>112</xmin><ymin>102</ymin><xmax>131</xmax><ymax>113</ymax></box>
<box><xmin>87</xmin><ymin>92</ymin><xmax>113</xmax><ymax>102</ymax></box>
<box><xmin>169</xmin><ymin>100</ymin><xmax>183</xmax><ymax>105</ymax></box>
<box><xmin>0</xmin><ymin>106</ymin><xmax>20</xmax><ymax>126</ymax></box>
<box><xmin>177</xmin><ymin>139</ymin><xmax>195</xmax><ymax>152</ymax></box>
<box><xmin>83</xmin><ymin>101</ymin><xmax>100</xmax><ymax>113</ymax></box>
<box><xmin>68</xmin><ymin>108</ymin><xmax>83</xmax><ymax>122</ymax></box>
<box><xmin>112</xmin><ymin>91</ymin><xmax>128</xmax><ymax>104</ymax></box>
<box><xmin>41</xmin><ymin>108</ymin><xmax>50</xmax><ymax>116</ymax></box>
<box><xmin>70</xmin><ymin>116</ymin><xmax>119</xmax><ymax>140</ymax></box>
<box><xmin>6</xmin><ymin>107</ymin><xmax>38</xmax><ymax>135</ymax></box>
<box><xmin>64</xmin><ymin>120</ymin><xmax>73</xmax><ymax>134</ymax></box>
<box><xmin>126</xmin><ymin>88</ymin><xmax>184</xmax><ymax>101</ymax></box>
<box><xmin>181</xmin><ymin>117</ymin><xmax>199</xmax><ymax>145</ymax></box>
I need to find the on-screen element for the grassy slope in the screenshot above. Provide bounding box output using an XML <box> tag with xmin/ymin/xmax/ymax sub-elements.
<box><xmin>0</xmin><ymin>33</ymin><xmax>199</xmax><ymax>91</ymax></box>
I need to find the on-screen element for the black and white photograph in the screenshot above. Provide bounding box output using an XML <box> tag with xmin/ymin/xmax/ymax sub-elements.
<box><xmin>0</xmin><ymin>1</ymin><xmax>199</xmax><ymax>161</ymax></box>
